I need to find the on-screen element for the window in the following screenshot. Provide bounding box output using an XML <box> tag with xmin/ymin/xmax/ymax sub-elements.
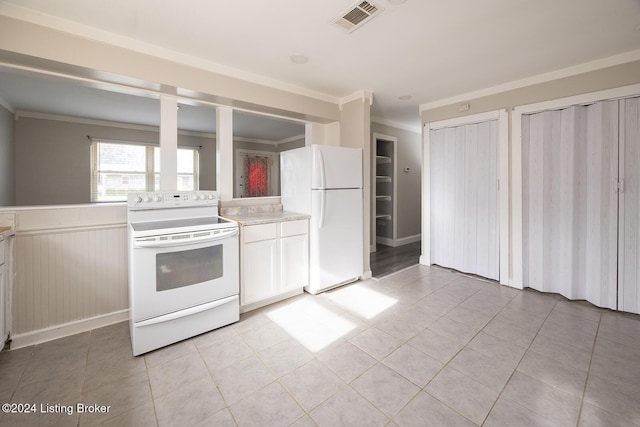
<box><xmin>91</xmin><ymin>141</ymin><xmax>198</xmax><ymax>202</ymax></box>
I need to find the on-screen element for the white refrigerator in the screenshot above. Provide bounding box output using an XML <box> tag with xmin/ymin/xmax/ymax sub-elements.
<box><xmin>281</xmin><ymin>145</ymin><xmax>363</xmax><ymax>294</ymax></box>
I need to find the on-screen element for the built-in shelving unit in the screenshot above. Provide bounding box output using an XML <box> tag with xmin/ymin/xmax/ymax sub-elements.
<box><xmin>374</xmin><ymin>134</ymin><xmax>396</xmax><ymax>246</ymax></box>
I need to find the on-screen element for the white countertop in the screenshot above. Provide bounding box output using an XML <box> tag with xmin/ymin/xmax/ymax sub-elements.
<box><xmin>222</xmin><ymin>211</ymin><xmax>309</xmax><ymax>226</ymax></box>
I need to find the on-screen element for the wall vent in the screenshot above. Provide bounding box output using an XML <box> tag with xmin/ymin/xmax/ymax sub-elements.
<box><xmin>334</xmin><ymin>1</ymin><xmax>383</xmax><ymax>33</ymax></box>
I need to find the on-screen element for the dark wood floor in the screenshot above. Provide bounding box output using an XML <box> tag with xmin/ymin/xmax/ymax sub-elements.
<box><xmin>370</xmin><ymin>241</ymin><xmax>422</xmax><ymax>278</ymax></box>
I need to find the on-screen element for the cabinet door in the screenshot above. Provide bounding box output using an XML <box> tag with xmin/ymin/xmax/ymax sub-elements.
<box><xmin>280</xmin><ymin>233</ymin><xmax>308</xmax><ymax>293</ymax></box>
<box><xmin>0</xmin><ymin>265</ymin><xmax>5</xmax><ymax>345</ymax></box>
<box><xmin>242</xmin><ymin>239</ymin><xmax>277</xmax><ymax>306</ymax></box>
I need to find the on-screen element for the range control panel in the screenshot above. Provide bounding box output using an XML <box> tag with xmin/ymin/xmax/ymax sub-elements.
<box><xmin>127</xmin><ymin>191</ymin><xmax>219</xmax><ymax>209</ymax></box>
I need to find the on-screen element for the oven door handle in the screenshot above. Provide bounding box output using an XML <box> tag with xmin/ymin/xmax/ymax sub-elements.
<box><xmin>134</xmin><ymin>228</ymin><xmax>238</xmax><ymax>248</ymax></box>
<box><xmin>134</xmin><ymin>295</ymin><xmax>238</xmax><ymax>327</ymax></box>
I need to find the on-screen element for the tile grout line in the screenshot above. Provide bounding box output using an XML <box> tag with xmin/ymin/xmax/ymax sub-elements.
<box><xmin>327</xmin><ymin>267</ymin><xmax>472</xmax><ymax>424</ymax></box>
<box><xmin>76</xmin><ymin>331</ymin><xmax>91</xmax><ymax>427</ymax></box>
<box><xmin>10</xmin><ymin>265</ymin><xmax>637</xmax><ymax>426</ymax></box>
<box><xmin>477</xmin><ymin>295</ymin><xmax>560</xmax><ymax>426</ymax></box>
<box><xmin>575</xmin><ymin>312</ymin><xmax>603</xmax><ymax>427</ymax></box>
<box><xmin>142</xmin><ymin>351</ymin><xmax>161</xmax><ymax>427</ymax></box>
<box><xmin>1</xmin><ymin>345</ymin><xmax>35</xmax><ymax>425</ymax></box>
<box><xmin>400</xmin><ymin>276</ymin><xmax>516</xmax><ymax>426</ymax></box>
<box><xmin>195</xmin><ymin>338</ymin><xmax>240</xmax><ymax>426</ymax></box>
<box><xmin>405</xmin><ymin>272</ymin><xmax>521</xmax><ymax>424</ymax></box>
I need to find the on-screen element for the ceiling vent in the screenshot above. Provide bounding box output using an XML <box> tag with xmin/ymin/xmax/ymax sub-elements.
<box><xmin>334</xmin><ymin>1</ymin><xmax>383</xmax><ymax>33</ymax></box>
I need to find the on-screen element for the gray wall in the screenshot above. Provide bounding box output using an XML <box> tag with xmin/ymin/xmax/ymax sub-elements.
<box><xmin>14</xmin><ymin>116</ymin><xmax>216</xmax><ymax>206</ymax></box>
<box><xmin>277</xmin><ymin>138</ymin><xmax>305</xmax><ymax>152</ymax></box>
<box><xmin>371</xmin><ymin>122</ymin><xmax>422</xmax><ymax>241</ymax></box>
<box><xmin>0</xmin><ymin>105</ymin><xmax>15</xmax><ymax>206</ymax></box>
<box><xmin>180</xmin><ymin>133</ymin><xmax>217</xmax><ymax>192</ymax></box>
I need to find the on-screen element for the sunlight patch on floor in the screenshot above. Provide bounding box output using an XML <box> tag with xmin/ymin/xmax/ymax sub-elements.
<box><xmin>325</xmin><ymin>284</ymin><xmax>398</xmax><ymax>319</ymax></box>
<box><xmin>266</xmin><ymin>298</ymin><xmax>355</xmax><ymax>352</ymax></box>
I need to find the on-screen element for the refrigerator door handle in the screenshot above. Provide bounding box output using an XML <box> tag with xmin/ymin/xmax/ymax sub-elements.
<box><xmin>317</xmin><ymin>149</ymin><xmax>326</xmax><ymax>189</ymax></box>
<box><xmin>319</xmin><ymin>189</ymin><xmax>326</xmax><ymax>229</ymax></box>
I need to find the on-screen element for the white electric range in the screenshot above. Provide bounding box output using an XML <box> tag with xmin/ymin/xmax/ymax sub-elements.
<box><xmin>127</xmin><ymin>191</ymin><xmax>239</xmax><ymax>356</ymax></box>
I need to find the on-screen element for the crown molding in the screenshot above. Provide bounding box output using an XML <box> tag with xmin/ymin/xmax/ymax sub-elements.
<box><xmin>419</xmin><ymin>49</ymin><xmax>640</xmax><ymax>112</ymax></box>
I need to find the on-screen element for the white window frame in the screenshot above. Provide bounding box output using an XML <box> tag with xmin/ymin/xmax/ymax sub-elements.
<box><xmin>90</xmin><ymin>140</ymin><xmax>199</xmax><ymax>202</ymax></box>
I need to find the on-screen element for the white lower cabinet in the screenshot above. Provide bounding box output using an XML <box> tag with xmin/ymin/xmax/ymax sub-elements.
<box><xmin>240</xmin><ymin>219</ymin><xmax>308</xmax><ymax>311</ymax></box>
<box><xmin>0</xmin><ymin>236</ymin><xmax>6</xmax><ymax>346</ymax></box>
<box><xmin>280</xmin><ymin>219</ymin><xmax>309</xmax><ymax>294</ymax></box>
<box><xmin>242</xmin><ymin>237</ymin><xmax>277</xmax><ymax>305</ymax></box>
<box><xmin>0</xmin><ymin>263</ymin><xmax>5</xmax><ymax>347</ymax></box>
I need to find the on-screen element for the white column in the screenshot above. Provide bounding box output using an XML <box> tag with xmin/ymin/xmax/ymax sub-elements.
<box><xmin>160</xmin><ymin>95</ymin><xmax>177</xmax><ymax>191</ymax></box>
<box><xmin>305</xmin><ymin>123</ymin><xmax>320</xmax><ymax>146</ymax></box>
<box><xmin>216</xmin><ymin>106</ymin><xmax>234</xmax><ymax>200</ymax></box>
<box><xmin>420</xmin><ymin>124</ymin><xmax>431</xmax><ymax>266</ymax></box>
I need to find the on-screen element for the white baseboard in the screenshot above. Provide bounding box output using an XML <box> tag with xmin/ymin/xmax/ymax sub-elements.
<box><xmin>9</xmin><ymin>309</ymin><xmax>129</xmax><ymax>350</ymax></box>
<box><xmin>361</xmin><ymin>270</ymin><xmax>373</xmax><ymax>280</ymax></box>
<box><xmin>376</xmin><ymin>236</ymin><xmax>393</xmax><ymax>246</ymax></box>
<box><xmin>376</xmin><ymin>234</ymin><xmax>421</xmax><ymax>248</ymax></box>
<box><xmin>419</xmin><ymin>255</ymin><xmax>431</xmax><ymax>266</ymax></box>
<box><xmin>395</xmin><ymin>234</ymin><xmax>421</xmax><ymax>246</ymax></box>
<box><xmin>240</xmin><ymin>289</ymin><xmax>302</xmax><ymax>314</ymax></box>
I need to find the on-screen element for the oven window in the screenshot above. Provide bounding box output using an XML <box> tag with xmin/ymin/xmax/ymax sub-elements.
<box><xmin>156</xmin><ymin>245</ymin><xmax>223</xmax><ymax>291</ymax></box>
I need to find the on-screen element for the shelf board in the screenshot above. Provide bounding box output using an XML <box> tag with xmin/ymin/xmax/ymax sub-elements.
<box><xmin>376</xmin><ymin>195</ymin><xmax>391</xmax><ymax>201</ymax></box>
<box><xmin>376</xmin><ymin>176</ymin><xmax>392</xmax><ymax>182</ymax></box>
<box><xmin>376</xmin><ymin>155</ymin><xmax>392</xmax><ymax>164</ymax></box>
<box><xmin>375</xmin><ymin>214</ymin><xmax>392</xmax><ymax>220</ymax></box>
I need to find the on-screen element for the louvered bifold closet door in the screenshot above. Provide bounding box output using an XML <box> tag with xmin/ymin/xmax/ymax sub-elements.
<box><xmin>522</xmin><ymin>101</ymin><xmax>619</xmax><ymax>309</ymax></box>
<box><xmin>620</xmin><ymin>97</ymin><xmax>640</xmax><ymax>314</ymax></box>
<box><xmin>430</xmin><ymin>120</ymin><xmax>499</xmax><ymax>281</ymax></box>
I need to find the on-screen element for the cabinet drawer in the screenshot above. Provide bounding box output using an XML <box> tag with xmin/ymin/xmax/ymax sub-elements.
<box><xmin>280</xmin><ymin>220</ymin><xmax>308</xmax><ymax>237</ymax></box>
<box><xmin>243</xmin><ymin>223</ymin><xmax>277</xmax><ymax>243</ymax></box>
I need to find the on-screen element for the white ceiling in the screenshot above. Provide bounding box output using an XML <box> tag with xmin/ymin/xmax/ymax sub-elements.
<box><xmin>1</xmin><ymin>0</ymin><xmax>640</xmax><ymax>132</ymax></box>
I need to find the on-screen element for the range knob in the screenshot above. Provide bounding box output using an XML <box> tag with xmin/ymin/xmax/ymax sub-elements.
<box><xmin>207</xmin><ymin>194</ymin><xmax>215</xmax><ymax>200</ymax></box>
<box><xmin>143</xmin><ymin>195</ymin><xmax>152</xmax><ymax>203</ymax></box>
<box><xmin>135</xmin><ymin>195</ymin><xmax>143</xmax><ymax>203</ymax></box>
<box><xmin>154</xmin><ymin>195</ymin><xmax>162</xmax><ymax>202</ymax></box>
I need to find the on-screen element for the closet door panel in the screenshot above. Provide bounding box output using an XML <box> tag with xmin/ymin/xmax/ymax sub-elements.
<box><xmin>430</xmin><ymin>128</ymin><xmax>445</xmax><ymax>266</ymax></box>
<box><xmin>522</xmin><ymin>111</ymin><xmax>553</xmax><ymax>293</ymax></box>
<box><xmin>620</xmin><ymin>97</ymin><xmax>640</xmax><ymax>314</ymax></box>
<box><xmin>522</xmin><ymin>101</ymin><xmax>618</xmax><ymax>309</ymax></box>
<box><xmin>585</xmin><ymin>102</ymin><xmax>619</xmax><ymax>309</ymax></box>
<box><xmin>558</xmin><ymin>107</ymin><xmax>580</xmax><ymax>298</ymax></box>
<box><xmin>475</xmin><ymin>123</ymin><xmax>490</xmax><ymax>278</ymax></box>
<box><xmin>463</xmin><ymin>124</ymin><xmax>479</xmax><ymax>274</ymax></box>
<box><xmin>430</xmin><ymin>120</ymin><xmax>499</xmax><ymax>281</ymax></box>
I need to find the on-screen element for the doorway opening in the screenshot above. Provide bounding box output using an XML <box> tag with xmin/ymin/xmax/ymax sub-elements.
<box><xmin>370</xmin><ymin>241</ymin><xmax>421</xmax><ymax>278</ymax></box>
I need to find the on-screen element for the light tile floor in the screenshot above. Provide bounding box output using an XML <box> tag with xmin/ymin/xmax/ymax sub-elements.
<box><xmin>1</xmin><ymin>264</ymin><xmax>640</xmax><ymax>426</ymax></box>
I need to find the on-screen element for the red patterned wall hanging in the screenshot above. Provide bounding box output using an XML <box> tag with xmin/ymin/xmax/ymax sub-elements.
<box><xmin>244</xmin><ymin>156</ymin><xmax>269</xmax><ymax>197</ymax></box>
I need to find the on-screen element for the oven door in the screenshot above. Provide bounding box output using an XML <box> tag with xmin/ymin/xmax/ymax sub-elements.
<box><xmin>130</xmin><ymin>228</ymin><xmax>239</xmax><ymax>322</ymax></box>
